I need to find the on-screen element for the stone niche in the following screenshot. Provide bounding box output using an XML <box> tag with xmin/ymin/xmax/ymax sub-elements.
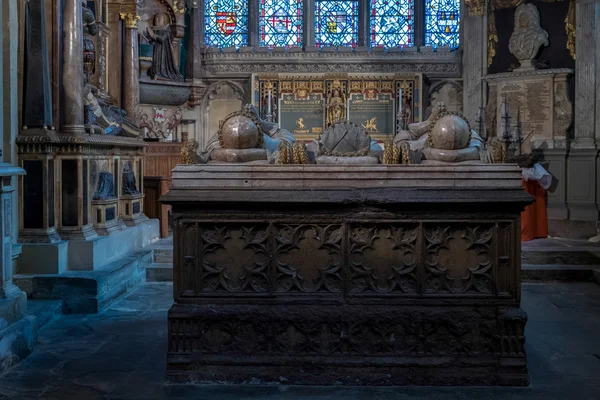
<box><xmin>485</xmin><ymin>69</ymin><xmax>573</xmax><ymax>152</ymax></box>
<box><xmin>162</xmin><ymin>164</ymin><xmax>532</xmax><ymax>386</ymax></box>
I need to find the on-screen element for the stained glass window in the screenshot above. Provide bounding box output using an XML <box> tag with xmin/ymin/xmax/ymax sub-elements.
<box><xmin>425</xmin><ymin>0</ymin><xmax>460</xmax><ymax>48</ymax></box>
<box><xmin>314</xmin><ymin>0</ymin><xmax>359</xmax><ymax>48</ymax></box>
<box><xmin>205</xmin><ymin>0</ymin><xmax>248</xmax><ymax>48</ymax></box>
<box><xmin>259</xmin><ymin>0</ymin><xmax>303</xmax><ymax>47</ymax></box>
<box><xmin>370</xmin><ymin>0</ymin><xmax>414</xmax><ymax>48</ymax></box>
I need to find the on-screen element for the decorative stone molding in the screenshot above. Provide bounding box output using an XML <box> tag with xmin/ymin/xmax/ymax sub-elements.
<box><xmin>465</xmin><ymin>0</ymin><xmax>485</xmax><ymax>16</ymax></box>
<box><xmin>201</xmin><ymin>50</ymin><xmax>462</xmax><ymax>77</ymax></box>
<box><xmin>120</xmin><ymin>13</ymin><xmax>140</xmax><ymax>29</ymax></box>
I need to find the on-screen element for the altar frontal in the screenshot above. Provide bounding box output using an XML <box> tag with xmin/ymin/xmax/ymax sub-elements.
<box><xmin>252</xmin><ymin>73</ymin><xmax>423</xmax><ymax>141</ymax></box>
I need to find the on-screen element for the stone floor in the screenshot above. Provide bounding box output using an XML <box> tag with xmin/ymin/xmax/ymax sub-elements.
<box><xmin>0</xmin><ymin>282</ymin><xmax>599</xmax><ymax>400</ymax></box>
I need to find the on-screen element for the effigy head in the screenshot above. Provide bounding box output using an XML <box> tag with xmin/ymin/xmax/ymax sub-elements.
<box><xmin>429</xmin><ymin>112</ymin><xmax>471</xmax><ymax>150</ymax></box>
<box><xmin>220</xmin><ymin>115</ymin><xmax>260</xmax><ymax>149</ymax></box>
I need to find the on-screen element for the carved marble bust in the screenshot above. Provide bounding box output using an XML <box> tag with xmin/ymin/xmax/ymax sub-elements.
<box><xmin>508</xmin><ymin>4</ymin><xmax>549</xmax><ymax>70</ymax></box>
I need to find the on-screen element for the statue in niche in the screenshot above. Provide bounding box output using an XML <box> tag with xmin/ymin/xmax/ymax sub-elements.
<box><xmin>326</xmin><ymin>82</ymin><xmax>347</xmax><ymax>126</ymax></box>
<box><xmin>82</xmin><ymin>0</ymin><xmax>98</xmax><ymax>85</ymax></box>
<box><xmin>122</xmin><ymin>163</ymin><xmax>140</xmax><ymax>195</ymax></box>
<box><xmin>508</xmin><ymin>4</ymin><xmax>548</xmax><ymax>70</ymax></box>
<box><xmin>93</xmin><ymin>171</ymin><xmax>116</xmax><ymax>200</ymax></box>
<box><xmin>146</xmin><ymin>13</ymin><xmax>184</xmax><ymax>82</ymax></box>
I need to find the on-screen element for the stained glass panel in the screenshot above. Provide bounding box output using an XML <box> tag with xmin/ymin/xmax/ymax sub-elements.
<box><xmin>315</xmin><ymin>0</ymin><xmax>359</xmax><ymax>48</ymax></box>
<box><xmin>260</xmin><ymin>0</ymin><xmax>303</xmax><ymax>47</ymax></box>
<box><xmin>370</xmin><ymin>0</ymin><xmax>414</xmax><ymax>48</ymax></box>
<box><xmin>205</xmin><ymin>0</ymin><xmax>248</xmax><ymax>48</ymax></box>
<box><xmin>425</xmin><ymin>0</ymin><xmax>460</xmax><ymax>48</ymax></box>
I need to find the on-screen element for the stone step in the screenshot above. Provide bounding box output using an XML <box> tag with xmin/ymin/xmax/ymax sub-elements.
<box><xmin>153</xmin><ymin>248</ymin><xmax>173</xmax><ymax>264</ymax></box>
<box><xmin>26</xmin><ymin>299</ymin><xmax>64</xmax><ymax>328</ymax></box>
<box><xmin>522</xmin><ymin>264</ymin><xmax>600</xmax><ymax>283</ymax></box>
<box><xmin>146</xmin><ymin>263</ymin><xmax>173</xmax><ymax>282</ymax></box>
<box><xmin>14</xmin><ymin>250</ymin><xmax>153</xmax><ymax>314</ymax></box>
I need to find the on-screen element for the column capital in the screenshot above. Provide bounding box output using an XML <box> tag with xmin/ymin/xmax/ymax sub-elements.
<box><xmin>120</xmin><ymin>13</ymin><xmax>140</xmax><ymax>29</ymax></box>
<box><xmin>465</xmin><ymin>0</ymin><xmax>485</xmax><ymax>16</ymax></box>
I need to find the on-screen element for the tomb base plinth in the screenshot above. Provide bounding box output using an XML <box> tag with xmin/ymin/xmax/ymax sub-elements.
<box><xmin>162</xmin><ymin>164</ymin><xmax>532</xmax><ymax>386</ymax></box>
<box><xmin>92</xmin><ymin>198</ymin><xmax>122</xmax><ymax>235</ymax></box>
<box><xmin>120</xmin><ymin>194</ymin><xmax>146</xmax><ymax>227</ymax></box>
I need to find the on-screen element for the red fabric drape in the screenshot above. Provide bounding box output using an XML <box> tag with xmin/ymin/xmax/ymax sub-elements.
<box><xmin>521</xmin><ymin>179</ymin><xmax>548</xmax><ymax>242</ymax></box>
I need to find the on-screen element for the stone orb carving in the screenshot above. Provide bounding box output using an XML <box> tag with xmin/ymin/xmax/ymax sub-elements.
<box><xmin>221</xmin><ymin>115</ymin><xmax>260</xmax><ymax>149</ymax></box>
<box><xmin>430</xmin><ymin>114</ymin><xmax>471</xmax><ymax>150</ymax></box>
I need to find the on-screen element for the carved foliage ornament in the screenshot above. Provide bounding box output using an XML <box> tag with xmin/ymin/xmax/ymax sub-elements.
<box><xmin>275</xmin><ymin>225</ymin><xmax>343</xmax><ymax>293</ymax></box>
<box><xmin>119</xmin><ymin>13</ymin><xmax>140</xmax><ymax>29</ymax></box>
<box><xmin>349</xmin><ymin>225</ymin><xmax>418</xmax><ymax>294</ymax></box>
<box><xmin>425</xmin><ymin>225</ymin><xmax>494</xmax><ymax>294</ymax></box>
<box><xmin>201</xmin><ymin>225</ymin><xmax>270</xmax><ymax>293</ymax></box>
<box><xmin>465</xmin><ymin>0</ymin><xmax>485</xmax><ymax>16</ymax></box>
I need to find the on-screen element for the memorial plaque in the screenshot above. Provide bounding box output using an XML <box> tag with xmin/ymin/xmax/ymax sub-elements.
<box><xmin>496</xmin><ymin>79</ymin><xmax>552</xmax><ymax>140</ymax></box>
<box><xmin>348</xmin><ymin>92</ymin><xmax>395</xmax><ymax>138</ymax></box>
<box><xmin>279</xmin><ymin>93</ymin><xmax>325</xmax><ymax>139</ymax></box>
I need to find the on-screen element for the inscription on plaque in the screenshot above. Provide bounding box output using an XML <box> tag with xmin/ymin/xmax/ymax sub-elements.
<box><xmin>348</xmin><ymin>93</ymin><xmax>395</xmax><ymax>137</ymax></box>
<box><xmin>279</xmin><ymin>94</ymin><xmax>325</xmax><ymax>139</ymax></box>
<box><xmin>496</xmin><ymin>79</ymin><xmax>552</xmax><ymax>141</ymax></box>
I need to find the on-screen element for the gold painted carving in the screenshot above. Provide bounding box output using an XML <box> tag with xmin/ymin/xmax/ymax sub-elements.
<box><xmin>181</xmin><ymin>140</ymin><xmax>199</xmax><ymax>164</ymax></box>
<box><xmin>383</xmin><ymin>138</ymin><xmax>400</xmax><ymax>164</ymax></box>
<box><xmin>565</xmin><ymin>0</ymin><xmax>576</xmax><ymax>60</ymax></box>
<box><xmin>120</xmin><ymin>13</ymin><xmax>140</xmax><ymax>29</ymax></box>
<box><xmin>276</xmin><ymin>142</ymin><xmax>291</xmax><ymax>164</ymax></box>
<box><xmin>292</xmin><ymin>142</ymin><xmax>309</xmax><ymax>164</ymax></box>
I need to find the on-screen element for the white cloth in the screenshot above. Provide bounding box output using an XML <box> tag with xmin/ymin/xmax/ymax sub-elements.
<box><xmin>522</xmin><ymin>163</ymin><xmax>552</xmax><ymax>190</ymax></box>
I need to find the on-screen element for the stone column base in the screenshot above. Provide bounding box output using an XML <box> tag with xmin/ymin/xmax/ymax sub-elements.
<box><xmin>92</xmin><ymin>198</ymin><xmax>123</xmax><ymax>236</ymax></box>
<box><xmin>120</xmin><ymin>194</ymin><xmax>146</xmax><ymax>226</ymax></box>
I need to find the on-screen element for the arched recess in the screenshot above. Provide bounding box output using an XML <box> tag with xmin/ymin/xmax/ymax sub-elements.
<box><xmin>198</xmin><ymin>80</ymin><xmax>248</xmax><ymax>150</ymax></box>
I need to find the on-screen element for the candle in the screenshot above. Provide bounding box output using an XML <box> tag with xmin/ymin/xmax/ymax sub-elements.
<box><xmin>501</xmin><ymin>101</ymin><xmax>506</xmax><ymax>117</ymax></box>
<box><xmin>267</xmin><ymin>89</ymin><xmax>272</xmax><ymax>114</ymax></box>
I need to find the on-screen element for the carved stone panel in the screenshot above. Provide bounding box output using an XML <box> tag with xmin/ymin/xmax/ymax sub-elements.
<box><xmin>349</xmin><ymin>224</ymin><xmax>418</xmax><ymax>294</ymax></box>
<box><xmin>199</xmin><ymin>224</ymin><xmax>270</xmax><ymax>293</ymax></box>
<box><xmin>274</xmin><ymin>224</ymin><xmax>343</xmax><ymax>293</ymax></box>
<box><xmin>424</xmin><ymin>225</ymin><xmax>494</xmax><ymax>294</ymax></box>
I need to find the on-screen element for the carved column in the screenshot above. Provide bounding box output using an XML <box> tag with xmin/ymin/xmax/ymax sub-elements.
<box><xmin>462</xmin><ymin>0</ymin><xmax>486</xmax><ymax>127</ymax></box>
<box><xmin>61</xmin><ymin>0</ymin><xmax>86</xmax><ymax>134</ymax></box>
<box><xmin>569</xmin><ymin>0</ymin><xmax>600</xmax><ymax>221</ymax></box>
<box><xmin>187</xmin><ymin>4</ymin><xmax>206</xmax><ymax>107</ymax></box>
<box><xmin>120</xmin><ymin>13</ymin><xmax>140</xmax><ymax>124</ymax></box>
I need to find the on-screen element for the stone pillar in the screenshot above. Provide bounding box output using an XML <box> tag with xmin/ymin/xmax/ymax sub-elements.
<box><xmin>568</xmin><ymin>0</ymin><xmax>600</xmax><ymax>221</ymax></box>
<box><xmin>304</xmin><ymin>0</ymin><xmax>316</xmax><ymax>50</ymax></box>
<box><xmin>462</xmin><ymin>0</ymin><xmax>486</xmax><ymax>126</ymax></box>
<box><xmin>61</xmin><ymin>0</ymin><xmax>86</xmax><ymax>134</ymax></box>
<box><xmin>120</xmin><ymin>13</ymin><xmax>140</xmax><ymax>125</ymax></box>
<box><xmin>187</xmin><ymin>5</ymin><xmax>206</xmax><ymax>107</ymax></box>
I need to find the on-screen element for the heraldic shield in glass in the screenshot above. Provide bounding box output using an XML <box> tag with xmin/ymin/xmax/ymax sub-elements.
<box><xmin>314</xmin><ymin>0</ymin><xmax>359</xmax><ymax>47</ymax></box>
<box><xmin>259</xmin><ymin>0</ymin><xmax>304</xmax><ymax>47</ymax></box>
<box><xmin>370</xmin><ymin>0</ymin><xmax>414</xmax><ymax>48</ymax></box>
<box><xmin>205</xmin><ymin>0</ymin><xmax>249</xmax><ymax>47</ymax></box>
<box><xmin>425</xmin><ymin>0</ymin><xmax>460</xmax><ymax>48</ymax></box>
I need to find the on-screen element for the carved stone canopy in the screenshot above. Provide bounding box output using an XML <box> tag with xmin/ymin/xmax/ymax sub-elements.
<box><xmin>508</xmin><ymin>4</ymin><xmax>549</xmax><ymax>71</ymax></box>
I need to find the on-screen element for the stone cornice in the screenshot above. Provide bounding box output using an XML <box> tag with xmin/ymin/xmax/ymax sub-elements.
<box><xmin>484</xmin><ymin>68</ymin><xmax>574</xmax><ymax>81</ymax></box>
<box><xmin>201</xmin><ymin>48</ymin><xmax>462</xmax><ymax>78</ymax></box>
<box><xmin>17</xmin><ymin>131</ymin><xmax>146</xmax><ymax>148</ymax></box>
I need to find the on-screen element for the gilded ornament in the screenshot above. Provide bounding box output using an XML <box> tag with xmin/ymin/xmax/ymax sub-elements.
<box><xmin>276</xmin><ymin>141</ymin><xmax>291</xmax><ymax>164</ymax></box>
<box><xmin>119</xmin><ymin>13</ymin><xmax>140</xmax><ymax>29</ymax></box>
<box><xmin>181</xmin><ymin>140</ymin><xmax>199</xmax><ymax>164</ymax></box>
<box><xmin>383</xmin><ymin>138</ymin><xmax>400</xmax><ymax>164</ymax></box>
<box><xmin>292</xmin><ymin>142</ymin><xmax>309</xmax><ymax>165</ymax></box>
